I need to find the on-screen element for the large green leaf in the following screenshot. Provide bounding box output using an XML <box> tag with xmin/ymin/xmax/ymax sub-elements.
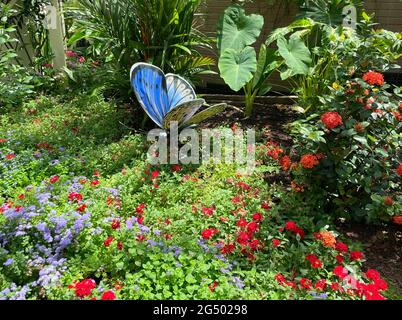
<box><xmin>218</xmin><ymin>47</ymin><xmax>257</xmax><ymax>92</ymax></box>
<box><xmin>277</xmin><ymin>34</ymin><xmax>312</xmax><ymax>79</ymax></box>
<box><xmin>253</xmin><ymin>44</ymin><xmax>277</xmax><ymax>90</ymax></box>
<box><xmin>217</xmin><ymin>5</ymin><xmax>264</xmax><ymax>54</ymax></box>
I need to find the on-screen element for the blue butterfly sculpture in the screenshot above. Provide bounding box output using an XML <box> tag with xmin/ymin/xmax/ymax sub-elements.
<box><xmin>130</xmin><ymin>63</ymin><xmax>227</xmax><ymax>129</ymax></box>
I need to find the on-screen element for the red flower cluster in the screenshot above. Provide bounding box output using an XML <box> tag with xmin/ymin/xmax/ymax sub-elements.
<box><xmin>49</xmin><ymin>175</ymin><xmax>60</xmax><ymax>184</ymax></box>
<box><xmin>111</xmin><ymin>219</ymin><xmax>121</xmax><ymax>230</ymax></box>
<box><xmin>333</xmin><ymin>265</ymin><xmax>348</xmax><ymax>280</ymax></box>
<box><xmin>284</xmin><ymin>221</ymin><xmax>305</xmax><ymax>240</ymax></box>
<box><xmin>69</xmin><ymin>279</ymin><xmax>96</xmax><ymax>298</ymax></box>
<box><xmin>306</xmin><ymin>254</ymin><xmax>323</xmax><ymax>268</ymax></box>
<box><xmin>201</xmin><ymin>228</ymin><xmax>218</xmax><ymax>240</ymax></box>
<box><xmin>299</xmin><ymin>278</ymin><xmax>312</xmax><ymax>290</ymax></box>
<box><xmin>68</xmin><ymin>192</ymin><xmax>82</xmax><ymax>203</ymax></box>
<box><xmin>396</xmin><ymin>164</ymin><xmax>402</xmax><ymax>176</ymax></box>
<box><xmin>101</xmin><ymin>291</ymin><xmax>116</xmax><ymax>300</ymax></box>
<box><xmin>363</xmin><ymin>71</ymin><xmax>384</xmax><ymax>86</ymax></box>
<box><xmin>103</xmin><ymin>236</ymin><xmax>114</xmax><ymax>247</ymax></box>
<box><xmin>321</xmin><ymin>111</ymin><xmax>343</xmax><ymax>129</ymax></box>
<box><xmin>300</xmin><ymin>154</ymin><xmax>319</xmax><ymax>169</ymax></box>
<box><xmin>350</xmin><ymin>251</ymin><xmax>364</xmax><ymax>261</ymax></box>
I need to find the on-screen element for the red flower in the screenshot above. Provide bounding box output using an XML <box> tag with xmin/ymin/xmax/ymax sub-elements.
<box><xmin>0</xmin><ymin>138</ymin><xmax>7</xmax><ymax>143</ymax></box>
<box><xmin>208</xmin><ymin>281</ymin><xmax>218</xmax><ymax>292</ymax></box>
<box><xmin>201</xmin><ymin>228</ymin><xmax>218</xmax><ymax>240</ymax></box>
<box><xmin>68</xmin><ymin>192</ymin><xmax>82</xmax><ymax>203</ymax></box>
<box><xmin>18</xmin><ymin>194</ymin><xmax>25</xmax><ymax>200</ymax></box>
<box><xmin>103</xmin><ymin>236</ymin><xmax>114</xmax><ymax>247</ymax></box>
<box><xmin>137</xmin><ymin>234</ymin><xmax>145</xmax><ymax>241</ymax></box>
<box><xmin>261</xmin><ymin>202</ymin><xmax>270</xmax><ymax>211</ymax></box>
<box><xmin>363</xmin><ymin>71</ymin><xmax>384</xmax><ymax>86</ymax></box>
<box><xmin>91</xmin><ymin>179</ymin><xmax>100</xmax><ymax>186</ymax></box>
<box><xmin>221</xmin><ymin>244</ymin><xmax>235</xmax><ymax>254</ymax></box>
<box><xmin>384</xmin><ymin>196</ymin><xmax>394</xmax><ymax>206</ymax></box>
<box><xmin>294</xmin><ymin>227</ymin><xmax>305</xmax><ymax>240</ymax></box>
<box><xmin>396</xmin><ymin>164</ymin><xmax>402</xmax><ymax>176</ymax></box>
<box><xmin>237</xmin><ymin>231</ymin><xmax>250</xmax><ymax>245</ymax></box>
<box><xmin>279</xmin><ymin>155</ymin><xmax>292</xmax><ymax>171</ymax></box>
<box><xmin>306</xmin><ymin>254</ymin><xmax>323</xmax><ymax>268</ymax></box>
<box><xmin>393</xmin><ymin>111</ymin><xmax>402</xmax><ymax>122</ymax></box>
<box><xmin>237</xmin><ymin>218</ymin><xmax>247</xmax><ymax>228</ymax></box>
<box><xmin>374</xmin><ymin>278</ymin><xmax>388</xmax><ymax>291</ymax></box>
<box><xmin>330</xmin><ymin>282</ymin><xmax>343</xmax><ymax>292</ymax></box>
<box><xmin>336</xmin><ymin>254</ymin><xmax>344</xmax><ymax>264</ymax></box>
<box><xmin>335</xmin><ymin>242</ymin><xmax>349</xmax><ymax>253</ymax></box>
<box><xmin>151</xmin><ymin>170</ymin><xmax>159</xmax><ymax>179</ymax></box>
<box><xmin>201</xmin><ymin>206</ymin><xmax>215</xmax><ymax>216</ymax></box>
<box><xmin>285</xmin><ymin>221</ymin><xmax>297</xmax><ymax>232</ymax></box>
<box><xmin>111</xmin><ymin>219</ymin><xmax>121</xmax><ymax>230</ymax></box>
<box><xmin>334</xmin><ymin>266</ymin><xmax>348</xmax><ymax>280</ymax></box>
<box><xmin>315</xmin><ymin>279</ymin><xmax>327</xmax><ymax>291</ymax></box>
<box><xmin>49</xmin><ymin>175</ymin><xmax>60</xmax><ymax>184</ymax></box>
<box><xmin>248</xmin><ymin>239</ymin><xmax>260</xmax><ymax>251</ymax></box>
<box><xmin>117</xmin><ymin>241</ymin><xmax>123</xmax><ymax>250</ymax></box>
<box><xmin>392</xmin><ymin>215</ymin><xmax>402</xmax><ymax>225</ymax></box>
<box><xmin>246</xmin><ymin>222</ymin><xmax>258</xmax><ymax>234</ymax></box>
<box><xmin>300</xmin><ymin>154</ymin><xmax>319</xmax><ymax>169</ymax></box>
<box><xmin>76</xmin><ymin>204</ymin><xmax>87</xmax><ymax>213</ymax></box>
<box><xmin>366</xmin><ymin>269</ymin><xmax>381</xmax><ymax>281</ymax></box>
<box><xmin>136</xmin><ymin>203</ymin><xmax>145</xmax><ymax>214</ymax></box>
<box><xmin>252</xmin><ymin>212</ymin><xmax>263</xmax><ymax>223</ymax></box>
<box><xmin>272</xmin><ymin>239</ymin><xmax>280</xmax><ymax>247</ymax></box>
<box><xmin>138</xmin><ymin>216</ymin><xmax>144</xmax><ymax>224</ymax></box>
<box><xmin>299</xmin><ymin>278</ymin><xmax>312</xmax><ymax>290</ymax></box>
<box><xmin>321</xmin><ymin>111</ymin><xmax>343</xmax><ymax>129</ymax></box>
<box><xmin>350</xmin><ymin>251</ymin><xmax>364</xmax><ymax>261</ymax></box>
<box><xmin>66</xmin><ymin>51</ymin><xmax>77</xmax><ymax>57</ymax></box>
<box><xmin>275</xmin><ymin>274</ymin><xmax>286</xmax><ymax>285</ymax></box>
<box><xmin>72</xmin><ymin>279</ymin><xmax>96</xmax><ymax>298</ymax></box>
<box><xmin>171</xmin><ymin>164</ymin><xmax>181</xmax><ymax>172</ymax></box>
<box><xmin>5</xmin><ymin>153</ymin><xmax>15</xmax><ymax>160</ymax></box>
<box><xmin>101</xmin><ymin>290</ymin><xmax>116</xmax><ymax>300</ymax></box>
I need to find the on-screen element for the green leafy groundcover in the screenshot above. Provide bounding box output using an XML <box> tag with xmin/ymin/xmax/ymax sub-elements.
<box><xmin>0</xmin><ymin>94</ymin><xmax>392</xmax><ymax>300</ymax></box>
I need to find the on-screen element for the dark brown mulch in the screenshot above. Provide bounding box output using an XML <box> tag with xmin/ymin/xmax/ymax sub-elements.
<box><xmin>335</xmin><ymin>220</ymin><xmax>402</xmax><ymax>297</ymax></box>
<box><xmin>199</xmin><ymin>102</ymin><xmax>298</xmax><ymax>147</ymax></box>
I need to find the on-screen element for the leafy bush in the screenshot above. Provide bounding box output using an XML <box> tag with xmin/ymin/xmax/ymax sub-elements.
<box><xmin>269</xmin><ymin>11</ymin><xmax>402</xmax><ymax>112</ymax></box>
<box><xmin>288</xmin><ymin>73</ymin><xmax>402</xmax><ymax>223</ymax></box>
<box><xmin>0</xmin><ymin>4</ymin><xmax>35</xmax><ymax>108</ymax></box>
<box><xmin>67</xmin><ymin>0</ymin><xmax>214</xmax><ymax>95</ymax></box>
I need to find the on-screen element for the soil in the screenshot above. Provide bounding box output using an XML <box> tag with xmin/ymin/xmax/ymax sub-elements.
<box><xmin>335</xmin><ymin>220</ymin><xmax>402</xmax><ymax>297</ymax></box>
<box><xmin>199</xmin><ymin>102</ymin><xmax>298</xmax><ymax>147</ymax></box>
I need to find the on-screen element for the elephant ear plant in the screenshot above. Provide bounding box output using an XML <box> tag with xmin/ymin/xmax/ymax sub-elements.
<box><xmin>217</xmin><ymin>5</ymin><xmax>279</xmax><ymax>117</ymax></box>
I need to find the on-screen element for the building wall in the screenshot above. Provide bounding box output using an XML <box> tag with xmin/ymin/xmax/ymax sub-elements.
<box><xmin>198</xmin><ymin>0</ymin><xmax>402</xmax><ymax>89</ymax></box>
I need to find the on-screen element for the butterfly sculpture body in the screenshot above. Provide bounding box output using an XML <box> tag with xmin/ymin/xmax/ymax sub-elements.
<box><xmin>130</xmin><ymin>63</ymin><xmax>226</xmax><ymax>129</ymax></box>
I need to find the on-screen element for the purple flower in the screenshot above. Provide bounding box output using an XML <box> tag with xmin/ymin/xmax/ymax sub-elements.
<box><xmin>232</xmin><ymin>277</ymin><xmax>244</xmax><ymax>289</ymax></box>
<box><xmin>3</xmin><ymin>258</ymin><xmax>14</xmax><ymax>266</ymax></box>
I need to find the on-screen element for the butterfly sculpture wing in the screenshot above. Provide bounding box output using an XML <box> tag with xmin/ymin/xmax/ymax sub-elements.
<box><xmin>185</xmin><ymin>103</ymin><xmax>228</xmax><ymax>126</ymax></box>
<box><xmin>130</xmin><ymin>63</ymin><xmax>169</xmax><ymax>128</ymax></box>
<box><xmin>163</xmin><ymin>98</ymin><xmax>205</xmax><ymax>129</ymax></box>
<box><xmin>165</xmin><ymin>74</ymin><xmax>197</xmax><ymax>111</ymax></box>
